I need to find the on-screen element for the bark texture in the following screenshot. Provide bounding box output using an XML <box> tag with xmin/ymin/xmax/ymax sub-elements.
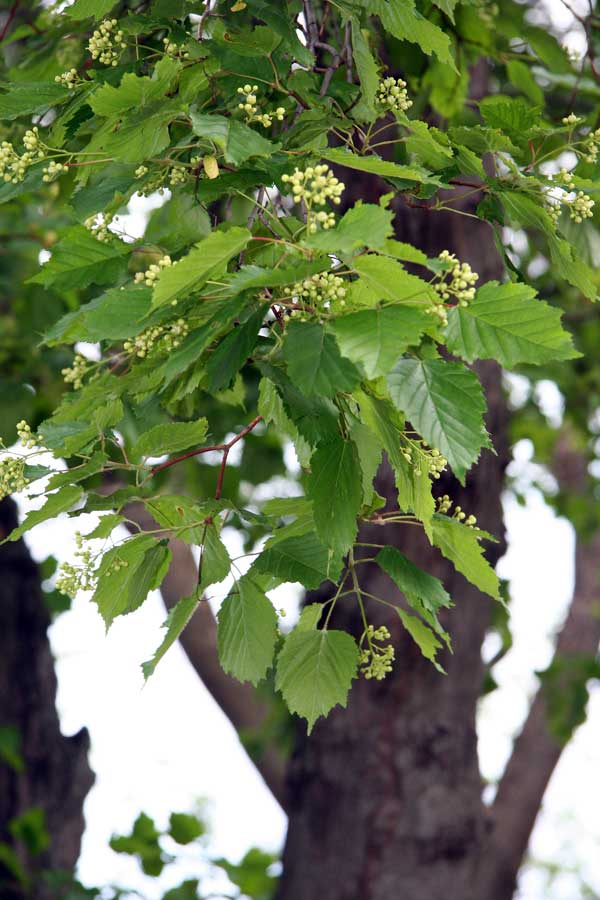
<box><xmin>0</xmin><ymin>498</ymin><xmax>94</xmax><ymax>897</ymax></box>
<box><xmin>276</xmin><ymin>199</ymin><xmax>511</xmax><ymax>900</ymax></box>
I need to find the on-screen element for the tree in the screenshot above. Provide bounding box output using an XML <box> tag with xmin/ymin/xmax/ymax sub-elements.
<box><xmin>1</xmin><ymin>1</ymin><xmax>599</xmax><ymax>898</ymax></box>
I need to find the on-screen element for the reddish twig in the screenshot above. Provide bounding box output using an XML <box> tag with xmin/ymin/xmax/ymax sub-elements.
<box><xmin>0</xmin><ymin>0</ymin><xmax>19</xmax><ymax>42</ymax></box>
<box><xmin>150</xmin><ymin>416</ymin><xmax>264</xmax><ymax>494</ymax></box>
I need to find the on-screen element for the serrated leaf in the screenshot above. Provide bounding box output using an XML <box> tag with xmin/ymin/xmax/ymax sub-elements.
<box><xmin>275</xmin><ymin>628</ymin><xmax>358</xmax><ymax>733</ymax></box>
<box><xmin>65</xmin><ymin>0</ymin><xmax>116</xmax><ymax>18</ymax></box>
<box><xmin>321</xmin><ymin>147</ymin><xmax>441</xmax><ymax>186</ymax></box>
<box><xmin>5</xmin><ymin>486</ymin><xmax>83</xmax><ymax>543</ymax></box>
<box><xmin>387</xmin><ymin>359</ymin><xmax>490</xmax><ymax>482</ymax></box>
<box><xmin>206</xmin><ymin>303</ymin><xmax>268</xmax><ymax>392</ymax></box>
<box><xmin>29</xmin><ymin>226</ymin><xmax>129</xmax><ymax>291</ymax></box>
<box><xmin>199</xmin><ymin>524</ymin><xmax>231</xmax><ymax>589</ymax></box>
<box><xmin>331</xmin><ymin>306</ymin><xmax>429</xmax><ymax>378</ymax></box>
<box><xmin>151</xmin><ymin>227</ymin><xmax>251</xmax><ymax>308</ymax></box>
<box><xmin>142</xmin><ymin>593</ymin><xmax>199</xmax><ymax>679</ymax></box>
<box><xmin>351</xmin><ymin>21</ymin><xmax>380</xmax><ymax>119</ymax></box>
<box><xmin>0</xmin><ymin>82</ymin><xmax>70</xmax><ymax>120</ymax></box>
<box><xmin>296</xmin><ymin>603</ymin><xmax>324</xmax><ymax>631</ymax></box>
<box><xmin>352</xmin><ymin>254</ymin><xmax>436</xmax><ymax>307</ymax></box>
<box><xmin>308</xmin><ymin>435</ymin><xmax>363</xmax><ymax>556</ymax></box>
<box><xmin>429</xmin><ymin>516</ymin><xmax>499</xmax><ymax>599</ymax></box>
<box><xmin>89</xmin><ymin>58</ymin><xmax>180</xmax><ymax>117</ymax></box>
<box><xmin>446</xmin><ymin>281</ymin><xmax>579</xmax><ymax>367</ymax></box>
<box><xmin>44</xmin><ymin>286</ymin><xmax>152</xmax><ymax>345</ymax></box>
<box><xmin>93</xmin><ymin>535</ymin><xmax>168</xmax><ymax>627</ymax></box>
<box><xmin>370</xmin><ymin>0</ymin><xmax>455</xmax><ymax>67</ymax></box>
<box><xmin>283</xmin><ymin>321</ymin><xmax>361</xmax><ymax>397</ymax></box>
<box><xmin>377</xmin><ymin>546</ymin><xmax>451</xmax><ymax>643</ymax></box>
<box><xmin>133</xmin><ymin>418</ymin><xmax>208</xmax><ymax>458</ymax></box>
<box><xmin>217</xmin><ymin>576</ymin><xmax>278</xmax><ymax>685</ymax></box>
<box><xmin>254</xmin><ymin>532</ymin><xmax>341</xmax><ymax>589</ymax></box>
<box><xmin>306</xmin><ymin>202</ymin><xmax>394</xmax><ymax>254</ymax></box>
<box><xmin>395</xmin><ymin>608</ymin><xmax>444</xmax><ymax>672</ymax></box>
<box><xmin>190</xmin><ymin>113</ymin><xmax>277</xmax><ymax>166</ymax></box>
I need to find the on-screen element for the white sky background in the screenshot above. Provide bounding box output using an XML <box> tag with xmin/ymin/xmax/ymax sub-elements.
<box><xmin>10</xmin><ymin>0</ymin><xmax>600</xmax><ymax>897</ymax></box>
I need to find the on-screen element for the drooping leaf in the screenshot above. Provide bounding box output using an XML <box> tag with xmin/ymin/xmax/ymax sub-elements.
<box><xmin>308</xmin><ymin>435</ymin><xmax>363</xmax><ymax>556</ymax></box>
<box><xmin>29</xmin><ymin>226</ymin><xmax>129</xmax><ymax>291</ymax></box>
<box><xmin>275</xmin><ymin>628</ymin><xmax>359</xmax><ymax>733</ymax></box>
<box><xmin>142</xmin><ymin>594</ymin><xmax>199</xmax><ymax>679</ymax></box>
<box><xmin>429</xmin><ymin>516</ymin><xmax>500</xmax><ymax>599</ymax></box>
<box><xmin>5</xmin><ymin>486</ymin><xmax>84</xmax><ymax>543</ymax></box>
<box><xmin>254</xmin><ymin>531</ymin><xmax>342</xmax><ymax>589</ymax></box>
<box><xmin>283</xmin><ymin>321</ymin><xmax>361</xmax><ymax>397</ymax></box>
<box><xmin>217</xmin><ymin>575</ymin><xmax>278</xmax><ymax>685</ymax></box>
<box><xmin>387</xmin><ymin>358</ymin><xmax>490</xmax><ymax>482</ymax></box>
<box><xmin>133</xmin><ymin>418</ymin><xmax>208</xmax><ymax>458</ymax></box>
<box><xmin>331</xmin><ymin>306</ymin><xmax>429</xmax><ymax>378</ymax></box>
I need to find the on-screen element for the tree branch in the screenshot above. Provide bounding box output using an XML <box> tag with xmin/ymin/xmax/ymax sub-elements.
<box><xmin>123</xmin><ymin>500</ymin><xmax>288</xmax><ymax>812</ymax></box>
<box><xmin>481</xmin><ymin>436</ymin><xmax>600</xmax><ymax>900</ymax></box>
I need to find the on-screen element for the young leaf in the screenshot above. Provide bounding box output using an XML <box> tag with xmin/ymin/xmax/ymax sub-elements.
<box><xmin>254</xmin><ymin>532</ymin><xmax>342</xmax><ymax>589</ymax></box>
<box><xmin>308</xmin><ymin>436</ymin><xmax>363</xmax><ymax>556</ymax></box>
<box><xmin>387</xmin><ymin>359</ymin><xmax>490</xmax><ymax>483</ymax></box>
<box><xmin>93</xmin><ymin>535</ymin><xmax>168</xmax><ymax>628</ymax></box>
<box><xmin>283</xmin><ymin>321</ymin><xmax>361</xmax><ymax>397</ymax></box>
<box><xmin>29</xmin><ymin>226</ymin><xmax>129</xmax><ymax>291</ymax></box>
<box><xmin>133</xmin><ymin>418</ymin><xmax>208</xmax><ymax>458</ymax></box>
<box><xmin>142</xmin><ymin>593</ymin><xmax>200</xmax><ymax>679</ymax></box>
<box><xmin>429</xmin><ymin>516</ymin><xmax>499</xmax><ymax>599</ymax></box>
<box><xmin>275</xmin><ymin>628</ymin><xmax>359</xmax><ymax>733</ymax></box>
<box><xmin>395</xmin><ymin>608</ymin><xmax>444</xmax><ymax>672</ymax></box>
<box><xmin>446</xmin><ymin>281</ymin><xmax>580</xmax><ymax>367</ymax></box>
<box><xmin>217</xmin><ymin>576</ymin><xmax>278</xmax><ymax>685</ymax></box>
<box><xmin>377</xmin><ymin>546</ymin><xmax>451</xmax><ymax>614</ymax></box>
<box><xmin>5</xmin><ymin>486</ymin><xmax>84</xmax><ymax>543</ymax></box>
<box><xmin>331</xmin><ymin>306</ymin><xmax>429</xmax><ymax>378</ymax></box>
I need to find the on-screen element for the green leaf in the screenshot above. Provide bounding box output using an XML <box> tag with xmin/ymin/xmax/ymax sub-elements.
<box><xmin>6</xmin><ymin>486</ymin><xmax>83</xmax><ymax>543</ymax></box>
<box><xmin>142</xmin><ymin>594</ymin><xmax>199</xmax><ymax>679</ymax></box>
<box><xmin>351</xmin><ymin>21</ymin><xmax>380</xmax><ymax>118</ymax></box>
<box><xmin>306</xmin><ymin>202</ymin><xmax>394</xmax><ymax>254</ymax></box>
<box><xmin>65</xmin><ymin>0</ymin><xmax>116</xmax><ymax>18</ymax></box>
<box><xmin>199</xmin><ymin>524</ymin><xmax>231</xmax><ymax>589</ymax></box>
<box><xmin>387</xmin><ymin>359</ymin><xmax>490</xmax><ymax>482</ymax></box>
<box><xmin>254</xmin><ymin>532</ymin><xmax>342</xmax><ymax>589</ymax></box>
<box><xmin>206</xmin><ymin>303</ymin><xmax>268</xmax><ymax>392</ymax></box>
<box><xmin>44</xmin><ymin>286</ymin><xmax>153</xmax><ymax>345</ymax></box>
<box><xmin>144</xmin><ymin>192</ymin><xmax>211</xmax><ymax>253</ymax></box>
<box><xmin>506</xmin><ymin>60</ymin><xmax>544</xmax><ymax>106</ymax></box>
<box><xmin>29</xmin><ymin>226</ymin><xmax>129</xmax><ymax>291</ymax></box>
<box><xmin>168</xmin><ymin>813</ymin><xmax>205</xmax><ymax>845</ymax></box>
<box><xmin>283</xmin><ymin>321</ymin><xmax>361</xmax><ymax>397</ymax></box>
<box><xmin>0</xmin><ymin>82</ymin><xmax>70</xmax><ymax>120</ymax></box>
<box><xmin>376</xmin><ymin>545</ymin><xmax>451</xmax><ymax>643</ymax></box>
<box><xmin>321</xmin><ymin>147</ymin><xmax>441</xmax><ymax>186</ymax></box>
<box><xmin>89</xmin><ymin>58</ymin><xmax>180</xmax><ymax>117</ymax></box>
<box><xmin>352</xmin><ymin>254</ymin><xmax>436</xmax><ymax>307</ymax></box>
<box><xmin>308</xmin><ymin>435</ymin><xmax>363</xmax><ymax>556</ymax></box>
<box><xmin>446</xmin><ymin>281</ymin><xmax>579</xmax><ymax>367</ymax></box>
<box><xmin>132</xmin><ymin>418</ymin><xmax>208</xmax><ymax>458</ymax></box>
<box><xmin>93</xmin><ymin>535</ymin><xmax>168</xmax><ymax>628</ymax></box>
<box><xmin>217</xmin><ymin>575</ymin><xmax>278</xmax><ymax>685</ymax></box>
<box><xmin>190</xmin><ymin>112</ymin><xmax>278</xmax><ymax>166</ymax></box>
<box><xmin>86</xmin><ymin>100</ymin><xmax>181</xmax><ymax>163</ymax></box>
<box><xmin>331</xmin><ymin>306</ymin><xmax>429</xmax><ymax>378</ymax></box>
<box><xmin>275</xmin><ymin>628</ymin><xmax>359</xmax><ymax>733</ymax></box>
<box><xmin>479</xmin><ymin>95</ymin><xmax>540</xmax><ymax>142</ymax></box>
<box><xmin>395</xmin><ymin>608</ymin><xmax>444</xmax><ymax>672</ymax></box>
<box><xmin>370</xmin><ymin>0</ymin><xmax>454</xmax><ymax>67</ymax></box>
<box><xmin>151</xmin><ymin>227</ymin><xmax>251</xmax><ymax>309</ymax></box>
<box><xmin>429</xmin><ymin>516</ymin><xmax>499</xmax><ymax>599</ymax></box>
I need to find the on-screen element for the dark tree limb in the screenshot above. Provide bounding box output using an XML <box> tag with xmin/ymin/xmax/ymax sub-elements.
<box><xmin>0</xmin><ymin>498</ymin><xmax>94</xmax><ymax>898</ymax></box>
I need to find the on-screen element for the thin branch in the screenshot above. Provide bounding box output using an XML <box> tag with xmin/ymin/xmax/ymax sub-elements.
<box><xmin>0</xmin><ymin>0</ymin><xmax>19</xmax><ymax>43</ymax></box>
<box><xmin>150</xmin><ymin>416</ymin><xmax>263</xmax><ymax>478</ymax></box>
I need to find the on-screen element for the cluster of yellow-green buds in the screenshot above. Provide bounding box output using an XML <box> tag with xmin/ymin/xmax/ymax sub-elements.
<box><xmin>546</xmin><ymin>168</ymin><xmax>595</xmax><ymax>224</ymax></box>
<box><xmin>0</xmin><ymin>457</ymin><xmax>28</xmax><ymax>500</ymax></box>
<box><xmin>435</xmin><ymin>250</ymin><xmax>478</xmax><ymax>305</ymax></box>
<box><xmin>359</xmin><ymin>625</ymin><xmax>395</xmax><ymax>680</ymax></box>
<box><xmin>582</xmin><ymin>128</ymin><xmax>600</xmax><ymax>164</ymax></box>
<box><xmin>55</xmin><ymin>68</ymin><xmax>80</xmax><ymax>89</ymax></box>
<box><xmin>123</xmin><ymin>319</ymin><xmax>189</xmax><ymax>358</ymax></box>
<box><xmin>16</xmin><ymin>420</ymin><xmax>36</xmax><ymax>449</ymax></box>
<box><xmin>84</xmin><ymin>213</ymin><xmax>116</xmax><ymax>243</ymax></box>
<box><xmin>291</xmin><ymin>272</ymin><xmax>347</xmax><ymax>312</ymax></box>
<box><xmin>88</xmin><ymin>19</ymin><xmax>126</xmax><ymax>66</ymax></box>
<box><xmin>237</xmin><ymin>84</ymin><xmax>285</xmax><ymax>128</ymax></box>
<box><xmin>133</xmin><ymin>254</ymin><xmax>173</xmax><ymax>287</ymax></box>
<box><xmin>162</xmin><ymin>36</ymin><xmax>190</xmax><ymax>59</ymax></box>
<box><xmin>42</xmin><ymin>160</ymin><xmax>68</xmax><ymax>183</ymax></box>
<box><xmin>169</xmin><ymin>165</ymin><xmax>188</xmax><ymax>187</ymax></box>
<box><xmin>56</xmin><ymin>532</ymin><xmax>97</xmax><ymax>598</ymax></box>
<box><xmin>436</xmin><ymin>494</ymin><xmax>476</xmax><ymax>527</ymax></box>
<box><xmin>402</xmin><ymin>441</ymin><xmax>447</xmax><ymax>479</ymax></box>
<box><xmin>61</xmin><ymin>354</ymin><xmax>88</xmax><ymax>390</ymax></box>
<box><xmin>0</xmin><ymin>129</ymin><xmax>45</xmax><ymax>184</ymax></box>
<box><xmin>376</xmin><ymin>76</ymin><xmax>413</xmax><ymax>113</ymax></box>
<box><xmin>282</xmin><ymin>165</ymin><xmax>344</xmax><ymax>233</ymax></box>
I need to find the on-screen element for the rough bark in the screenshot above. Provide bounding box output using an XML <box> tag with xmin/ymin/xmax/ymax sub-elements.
<box><xmin>276</xmin><ymin>199</ymin><xmax>511</xmax><ymax>900</ymax></box>
<box><xmin>0</xmin><ymin>498</ymin><xmax>94</xmax><ymax>897</ymax></box>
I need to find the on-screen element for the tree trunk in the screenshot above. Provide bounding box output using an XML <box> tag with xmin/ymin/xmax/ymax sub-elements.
<box><xmin>0</xmin><ymin>498</ymin><xmax>94</xmax><ymax>898</ymax></box>
<box><xmin>276</xmin><ymin>200</ymin><xmax>511</xmax><ymax>900</ymax></box>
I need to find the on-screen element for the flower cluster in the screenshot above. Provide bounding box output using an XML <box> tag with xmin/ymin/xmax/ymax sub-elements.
<box><xmin>16</xmin><ymin>420</ymin><xmax>36</xmax><ymax>449</ymax></box>
<box><xmin>562</xmin><ymin>113</ymin><xmax>582</xmax><ymax>126</ymax></box>
<box><xmin>402</xmin><ymin>442</ymin><xmax>447</xmax><ymax>480</ymax></box>
<box><xmin>237</xmin><ymin>84</ymin><xmax>285</xmax><ymax>128</ymax></box>
<box><xmin>435</xmin><ymin>250</ymin><xmax>478</xmax><ymax>305</ymax></box>
<box><xmin>56</xmin><ymin>533</ymin><xmax>96</xmax><ymax>598</ymax></box>
<box><xmin>582</xmin><ymin>128</ymin><xmax>600</xmax><ymax>164</ymax></box>
<box><xmin>134</xmin><ymin>165</ymin><xmax>149</xmax><ymax>178</ymax></box>
<box><xmin>282</xmin><ymin>165</ymin><xmax>344</xmax><ymax>233</ymax></box>
<box><xmin>133</xmin><ymin>254</ymin><xmax>172</xmax><ymax>287</ymax></box>
<box><xmin>546</xmin><ymin>169</ymin><xmax>595</xmax><ymax>225</ymax></box>
<box><xmin>169</xmin><ymin>165</ymin><xmax>188</xmax><ymax>187</ymax></box>
<box><xmin>376</xmin><ymin>76</ymin><xmax>413</xmax><ymax>113</ymax></box>
<box><xmin>123</xmin><ymin>319</ymin><xmax>189</xmax><ymax>358</ymax></box>
<box><xmin>42</xmin><ymin>160</ymin><xmax>68</xmax><ymax>183</ymax></box>
<box><xmin>359</xmin><ymin>625</ymin><xmax>395</xmax><ymax>680</ymax></box>
<box><xmin>88</xmin><ymin>19</ymin><xmax>126</xmax><ymax>66</ymax></box>
<box><xmin>0</xmin><ymin>457</ymin><xmax>28</xmax><ymax>500</ymax></box>
<box><xmin>162</xmin><ymin>36</ymin><xmax>190</xmax><ymax>59</ymax></box>
<box><xmin>84</xmin><ymin>213</ymin><xmax>115</xmax><ymax>243</ymax></box>
<box><xmin>0</xmin><ymin>133</ymin><xmax>44</xmax><ymax>184</ymax></box>
<box><xmin>436</xmin><ymin>494</ymin><xmax>477</xmax><ymax>527</ymax></box>
<box><xmin>55</xmin><ymin>68</ymin><xmax>80</xmax><ymax>89</ymax></box>
<box><xmin>62</xmin><ymin>354</ymin><xmax>88</xmax><ymax>390</ymax></box>
<box><xmin>292</xmin><ymin>272</ymin><xmax>347</xmax><ymax>311</ymax></box>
